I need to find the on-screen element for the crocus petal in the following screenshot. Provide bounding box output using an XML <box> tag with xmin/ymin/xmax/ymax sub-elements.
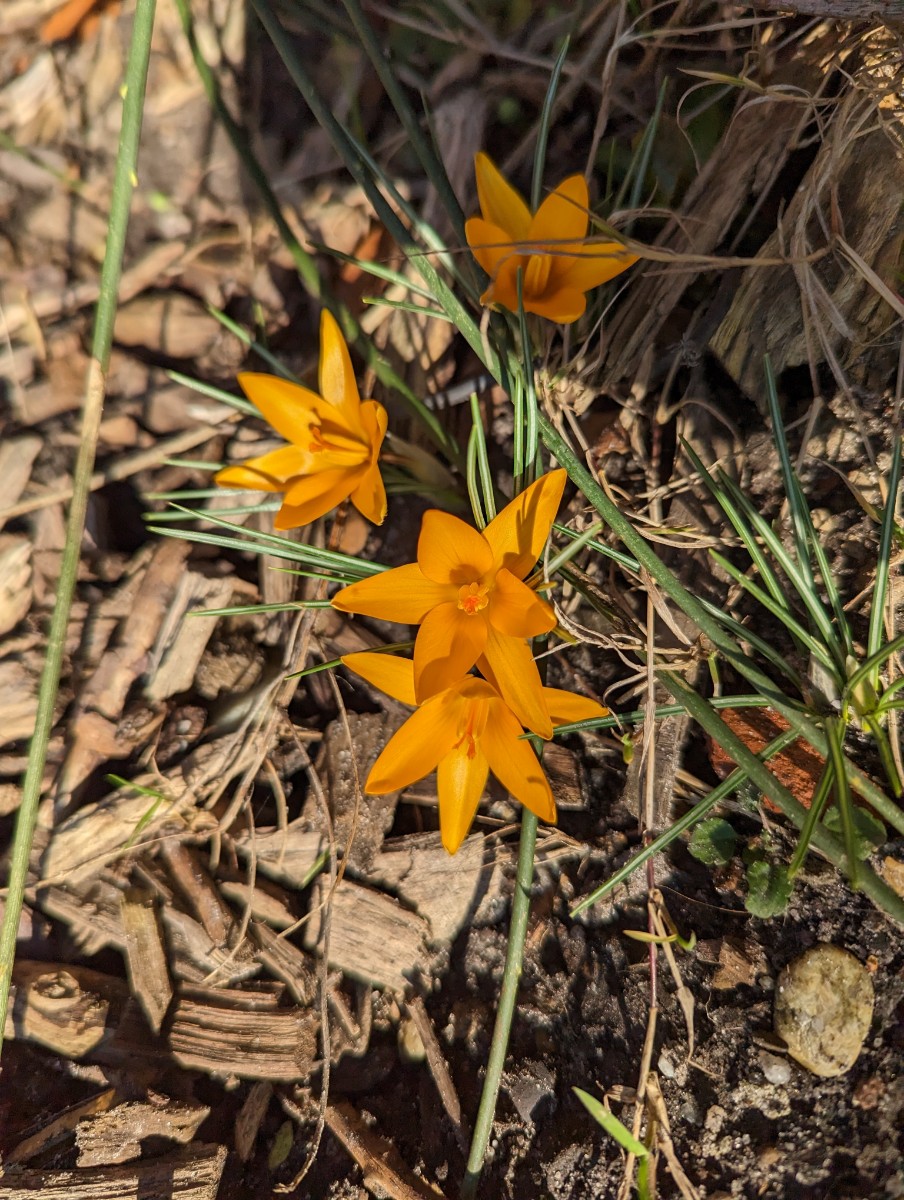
<box><xmin>553</xmin><ymin>242</ymin><xmax>638</xmax><ymax>291</ymax></box>
<box><xmin>543</xmin><ymin>687</ymin><xmax>608</xmax><ymax>726</ymax></box>
<box><xmin>238</xmin><ymin>373</ymin><xmax>325</xmax><ymax>445</ymax></box>
<box><xmin>365</xmin><ymin>694</ymin><xmax>461</xmax><ymax>794</ymax></box>
<box><xmin>437</xmin><ymin>745</ymin><xmax>490</xmax><ymax>854</ymax></box>
<box><xmin>489</xmin><ymin>568</ymin><xmax>557</xmax><ymax>637</ymax></box>
<box><xmin>483</xmin><ymin>470</ymin><xmax>567</xmax><ymax>580</ymax></box>
<box><xmin>481</xmin><ymin>698</ymin><xmax>556</xmax><ymax>824</ymax></box>
<box><xmin>480</xmin><ymin>254</ymin><xmax>523</xmax><ymax>314</ymax></box>
<box><xmin>480</xmin><ymin>628</ymin><xmax>552</xmax><ymax>739</ymax></box>
<box><xmin>414</xmin><ymin>603</ymin><xmax>488</xmax><ymax>700</ymax></box>
<box><xmin>332</xmin><ymin>563</ymin><xmax>453</xmax><ymax>623</ymax></box>
<box><xmin>274</xmin><ymin>467</ymin><xmax>355</xmax><ymax>529</ymax></box>
<box><xmin>417</xmin><ymin>510</ymin><xmax>494</xmax><ymax>585</ymax></box>
<box><xmin>474</xmin><ymin>152</ymin><xmax>531</xmax><ymax>240</ymax></box>
<box><xmin>317</xmin><ymin>309</ymin><xmax>362</xmax><ymax>425</ymax></box>
<box><xmin>529</xmin><ymin>174</ymin><xmax>590</xmax><ymax>244</ymax></box>
<box><xmin>359</xmin><ymin>400</ymin><xmax>388</xmax><ymax>464</ymax></box>
<box><xmin>341</xmin><ymin>652</ymin><xmax>416</xmax><ymax>705</ymax></box>
<box><xmin>464</xmin><ymin>217</ymin><xmax>520</xmax><ymax>280</ymax></box>
<box><xmin>524</xmin><ymin>286</ymin><xmax>588</xmax><ymax>324</ymax></box>
<box><xmin>214</xmin><ymin>463</ymin><xmax>285</xmax><ymax>493</ymax></box>
<box><xmin>350</xmin><ymin>464</ymin><xmax>387</xmax><ymax>526</ymax></box>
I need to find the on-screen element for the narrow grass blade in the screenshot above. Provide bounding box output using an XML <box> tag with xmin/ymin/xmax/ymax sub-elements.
<box><xmin>868</xmin><ymin>435</ymin><xmax>903</xmax><ymax>677</ymax></box>
<box><xmin>0</xmin><ymin>0</ymin><xmax>159</xmax><ymax>1060</ymax></box>
<box><xmin>573</xmin><ymin>1088</ymin><xmax>648</xmax><ymax>1157</ymax></box>
<box><xmin>788</xmin><ymin>759</ymin><xmax>836</xmax><ymax>877</ymax></box>
<box><xmin>206</xmin><ymin>306</ymin><xmax>301</xmax><ymax>381</ymax></box>
<box><xmin>531</xmin><ymin>37</ymin><xmax>570</xmax><ymax>212</ymax></box>
<box><xmin>467</xmin><ymin>393</ymin><xmax>495</xmax><ymax>528</ymax></box>
<box><xmin>166</xmin><ymin>369</ymin><xmax>258</xmax><ymax>416</ymax></box>
<box><xmin>462</xmin><ymin>810</ymin><xmax>538</xmax><ymax>1198</ymax></box>
<box><xmin>825</xmin><ymin>716</ymin><xmax>858</xmax><ymax>887</ymax></box>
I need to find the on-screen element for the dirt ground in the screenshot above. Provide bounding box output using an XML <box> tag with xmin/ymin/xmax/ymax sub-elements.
<box><xmin>1</xmin><ymin>2</ymin><xmax>903</xmax><ymax>1198</ymax></box>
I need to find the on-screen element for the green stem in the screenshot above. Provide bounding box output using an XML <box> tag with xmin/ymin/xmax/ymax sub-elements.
<box><xmin>462</xmin><ymin>808</ymin><xmax>539</xmax><ymax>1197</ymax></box>
<box><xmin>0</xmin><ymin>0</ymin><xmax>159</xmax><ymax>1059</ymax></box>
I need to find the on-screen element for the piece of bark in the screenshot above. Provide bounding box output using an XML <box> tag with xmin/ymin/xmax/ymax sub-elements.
<box><xmin>0</xmin><ymin>659</ymin><xmax>39</xmax><ymax>748</ymax></box>
<box><xmin>0</xmin><ymin>535</ymin><xmax>32</xmax><ymax>635</ymax></box>
<box><xmin>249</xmin><ymin>921</ymin><xmax>317</xmax><ymax>1006</ymax></box>
<box><xmin>113</xmin><ymin>292</ymin><xmax>224</xmax><ymax>360</ymax></box>
<box><xmin>55</xmin><ymin>539</ymin><xmax>190</xmax><ymax>799</ymax></box>
<box><xmin>220</xmin><ymin>880</ymin><xmax>298</xmax><ymax>930</ymax></box>
<box><xmin>312</xmin><ymin>712</ymin><xmax>404</xmax><ymax>873</ymax></box>
<box><xmin>5</xmin><ymin>1089</ymin><xmax>117</xmax><ymax>1165</ymax></box>
<box><xmin>542</xmin><ymin>742</ymin><xmax>587</xmax><ymax>812</ymax></box>
<box><xmin>168</xmin><ymin>985</ymin><xmax>318</xmax><ymax>1081</ymax></box>
<box><xmin>0</xmin><ymin>437</ymin><xmax>41</xmax><ymax>533</ymax></box>
<box><xmin>37</xmin><ymin>878</ymin><xmax>128</xmax><ymax>956</ymax></box>
<box><xmin>601</xmin><ymin>39</ymin><xmax>833</xmax><ymax>388</ymax></box>
<box><xmin>120</xmin><ymin>888</ymin><xmax>172</xmax><ymax>1033</ymax></box>
<box><xmin>369</xmin><ymin>833</ymin><xmax>491</xmax><ymax>946</ymax></box>
<box><xmin>159</xmin><ymin>842</ymin><xmax>234</xmax><ymax>947</ymax></box>
<box><xmin>144</xmin><ymin>570</ymin><xmax>234</xmax><ymax>702</ymax></box>
<box><xmin>711</xmin><ymin>83</ymin><xmax>904</xmax><ymax>407</ymax></box>
<box><xmin>302</xmin><ymin>877</ymin><xmax>433</xmax><ymax>992</ymax></box>
<box><xmin>233</xmin><ymin>822</ymin><xmax>326</xmax><ymax>889</ymax></box>
<box><xmin>4</xmin><ymin>961</ymin><xmax>131</xmax><ymax>1059</ymax></box>
<box><xmin>325</xmin><ymin>1101</ymin><xmax>447</xmax><ymax>1200</ymax></box>
<box><xmin>75</xmin><ymin>1098</ymin><xmax>211</xmax><ymax>1167</ymax></box>
<box><xmin>158</xmin><ymin>904</ymin><xmax>260</xmax><ymax>987</ymax></box>
<box><xmin>234</xmin><ymin>1081</ymin><xmax>272</xmax><ymax>1162</ymax></box>
<box><xmin>0</xmin><ymin>1142</ymin><xmax>227</xmax><ymax>1200</ymax></box>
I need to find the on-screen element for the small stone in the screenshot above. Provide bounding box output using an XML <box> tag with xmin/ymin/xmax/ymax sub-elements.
<box><xmin>759</xmin><ymin>1051</ymin><xmax>791</xmax><ymax>1085</ymax></box>
<box><xmin>774</xmin><ymin>945</ymin><xmax>874</xmax><ymax>1077</ymax></box>
<box><xmin>657</xmin><ymin>1053</ymin><xmax>676</xmax><ymax>1079</ymax></box>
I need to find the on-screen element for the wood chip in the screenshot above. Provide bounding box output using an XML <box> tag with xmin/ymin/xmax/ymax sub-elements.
<box><xmin>369</xmin><ymin>833</ymin><xmax>490</xmax><ymax>946</ymax></box>
<box><xmin>168</xmin><ymin>985</ymin><xmax>318</xmax><ymax>1082</ymax></box>
<box><xmin>75</xmin><ymin>1098</ymin><xmax>210</xmax><ymax>1167</ymax></box>
<box><xmin>4</xmin><ymin>960</ymin><xmax>130</xmax><ymax>1059</ymax></box>
<box><xmin>144</xmin><ymin>570</ymin><xmax>234</xmax><ymax>702</ymax></box>
<box><xmin>120</xmin><ymin>888</ymin><xmax>172</xmax><ymax>1033</ymax></box>
<box><xmin>234</xmin><ymin>822</ymin><xmax>326</xmax><ymax>889</ymax></box>
<box><xmin>234</xmin><ymin>1081</ymin><xmax>272</xmax><ymax>1162</ymax></box>
<box><xmin>0</xmin><ymin>535</ymin><xmax>32</xmax><ymax>634</ymax></box>
<box><xmin>0</xmin><ymin>1142</ymin><xmax>227</xmax><ymax>1200</ymax></box>
<box><xmin>0</xmin><ymin>438</ymin><xmax>41</xmax><ymax>533</ymax></box>
<box><xmin>302</xmin><ymin>877</ymin><xmax>433</xmax><ymax>993</ymax></box>
<box><xmin>325</xmin><ymin>1100</ymin><xmax>447</xmax><ymax>1200</ymax></box>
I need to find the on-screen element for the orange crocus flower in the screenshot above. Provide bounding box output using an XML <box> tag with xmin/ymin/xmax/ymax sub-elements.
<box><xmin>215</xmin><ymin>310</ymin><xmax>387</xmax><ymax>529</ymax></box>
<box><xmin>342</xmin><ymin>651</ymin><xmax>606</xmax><ymax>854</ymax></box>
<box><xmin>465</xmin><ymin>152</ymin><xmax>637</xmax><ymax>324</ymax></box>
<box><xmin>332</xmin><ymin>470</ymin><xmax>567</xmax><ymax>738</ymax></box>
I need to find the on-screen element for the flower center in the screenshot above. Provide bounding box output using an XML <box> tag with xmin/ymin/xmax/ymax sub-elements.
<box><xmin>308</xmin><ymin>423</ymin><xmax>364</xmax><ymax>458</ymax></box>
<box><xmin>457</xmin><ymin>581</ymin><xmax>490</xmax><ymax>616</ymax></box>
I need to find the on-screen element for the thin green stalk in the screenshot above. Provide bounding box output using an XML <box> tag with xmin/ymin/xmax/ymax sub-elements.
<box><xmin>868</xmin><ymin>436</ymin><xmax>903</xmax><ymax>678</ymax></box>
<box><xmin>0</xmin><ymin>0</ymin><xmax>159</xmax><ymax>1059</ymax></box>
<box><xmin>462</xmin><ymin>809</ymin><xmax>539</xmax><ymax>1198</ymax></box>
<box><xmin>788</xmin><ymin>760</ymin><xmax>834</xmax><ymax>878</ymax></box>
<box><xmin>531</xmin><ymin>37</ymin><xmax>570</xmax><ymax>211</ymax></box>
<box><xmin>537</xmin><ymin>411</ymin><xmax>904</xmax><ymax>918</ymax></box>
<box><xmin>825</xmin><ymin>716</ymin><xmax>858</xmax><ymax>888</ymax></box>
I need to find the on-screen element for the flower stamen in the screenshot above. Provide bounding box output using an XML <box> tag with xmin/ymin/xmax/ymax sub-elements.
<box><xmin>457</xmin><ymin>581</ymin><xmax>490</xmax><ymax>615</ymax></box>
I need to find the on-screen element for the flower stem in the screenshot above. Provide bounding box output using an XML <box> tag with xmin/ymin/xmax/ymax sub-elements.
<box><xmin>0</xmin><ymin>0</ymin><xmax>158</xmax><ymax>1059</ymax></box>
<box><xmin>462</xmin><ymin>807</ymin><xmax>538</xmax><ymax>1198</ymax></box>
